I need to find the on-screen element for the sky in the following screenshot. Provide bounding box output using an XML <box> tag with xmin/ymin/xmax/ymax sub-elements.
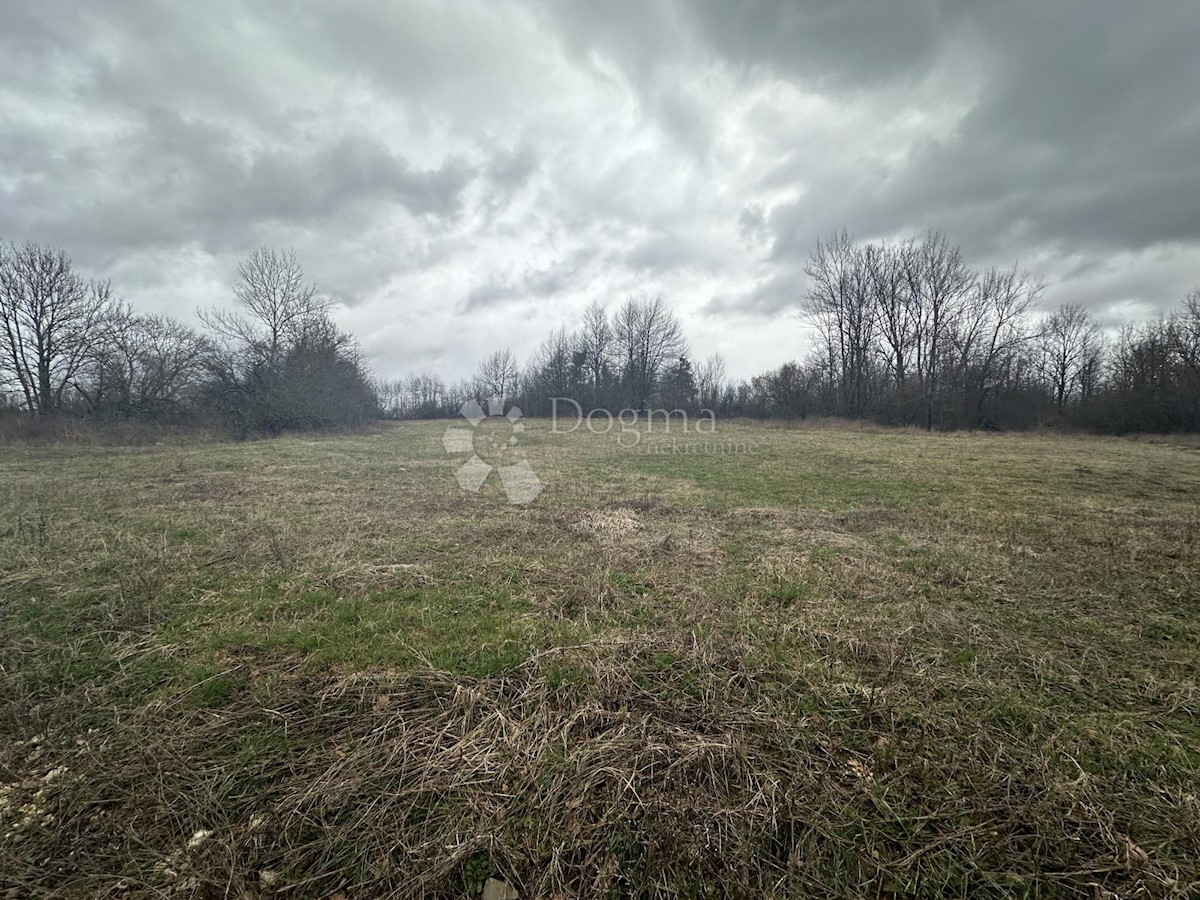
<box><xmin>2</xmin><ymin>0</ymin><xmax>1199</xmax><ymax>382</ymax></box>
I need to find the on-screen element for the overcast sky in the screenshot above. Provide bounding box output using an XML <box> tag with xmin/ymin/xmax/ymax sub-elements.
<box><xmin>3</xmin><ymin>1</ymin><xmax>1198</xmax><ymax>381</ymax></box>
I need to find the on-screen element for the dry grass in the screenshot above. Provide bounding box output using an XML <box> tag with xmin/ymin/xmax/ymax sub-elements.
<box><xmin>1</xmin><ymin>420</ymin><xmax>1199</xmax><ymax>897</ymax></box>
<box><xmin>4</xmin><ymin>636</ymin><xmax>1191</xmax><ymax>899</ymax></box>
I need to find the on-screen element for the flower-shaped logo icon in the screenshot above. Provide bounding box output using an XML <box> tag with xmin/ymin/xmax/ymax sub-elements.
<box><xmin>441</xmin><ymin>396</ymin><xmax>543</xmax><ymax>504</ymax></box>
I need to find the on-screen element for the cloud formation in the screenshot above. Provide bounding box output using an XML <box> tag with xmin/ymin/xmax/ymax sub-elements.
<box><xmin>2</xmin><ymin>0</ymin><xmax>1197</xmax><ymax>379</ymax></box>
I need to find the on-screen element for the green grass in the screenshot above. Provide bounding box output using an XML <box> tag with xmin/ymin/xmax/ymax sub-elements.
<box><xmin>1</xmin><ymin>420</ymin><xmax>1199</xmax><ymax>897</ymax></box>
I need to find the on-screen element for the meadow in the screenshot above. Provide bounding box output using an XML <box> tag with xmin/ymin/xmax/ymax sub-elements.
<box><xmin>1</xmin><ymin>420</ymin><xmax>1198</xmax><ymax>898</ymax></box>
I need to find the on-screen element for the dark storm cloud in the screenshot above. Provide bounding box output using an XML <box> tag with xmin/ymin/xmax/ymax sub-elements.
<box><xmin>1</xmin><ymin>0</ymin><xmax>1198</xmax><ymax>379</ymax></box>
<box><xmin>0</xmin><ymin>108</ymin><xmax>474</xmax><ymax>257</ymax></box>
<box><xmin>230</xmin><ymin>136</ymin><xmax>476</xmax><ymax>222</ymax></box>
<box><xmin>759</xmin><ymin>1</ymin><xmax>1200</xmax><ymax>288</ymax></box>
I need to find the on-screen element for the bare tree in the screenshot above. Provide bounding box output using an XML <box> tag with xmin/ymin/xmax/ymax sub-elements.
<box><xmin>1174</xmin><ymin>287</ymin><xmax>1200</xmax><ymax>429</ymax></box>
<box><xmin>577</xmin><ymin>299</ymin><xmax>614</xmax><ymax>404</ymax></box>
<box><xmin>526</xmin><ymin>327</ymin><xmax>576</xmax><ymax>410</ymax></box>
<box><xmin>950</xmin><ymin>265</ymin><xmax>1040</xmax><ymax>424</ymax></box>
<box><xmin>474</xmin><ymin>348</ymin><xmax>520</xmax><ymax>400</ymax></box>
<box><xmin>408</xmin><ymin>373</ymin><xmax>447</xmax><ymax>418</ymax></box>
<box><xmin>375</xmin><ymin>377</ymin><xmax>405</xmax><ymax>419</ymax></box>
<box><xmin>868</xmin><ymin>241</ymin><xmax>917</xmax><ymax>393</ymax></box>
<box><xmin>199</xmin><ymin>248</ymin><xmax>375</xmax><ymax>435</ymax></box>
<box><xmin>694</xmin><ymin>353</ymin><xmax>727</xmax><ymax>411</ymax></box>
<box><xmin>201</xmin><ymin>247</ymin><xmax>326</xmax><ymax>366</ymax></box>
<box><xmin>379</xmin><ymin>373</ymin><xmax>450</xmax><ymax>419</ymax></box>
<box><xmin>748</xmin><ymin>360</ymin><xmax>809</xmax><ymax>418</ymax></box>
<box><xmin>613</xmin><ymin>295</ymin><xmax>685</xmax><ymax>411</ymax></box>
<box><xmin>803</xmin><ymin>231</ymin><xmax>876</xmax><ymax>417</ymax></box>
<box><xmin>1170</xmin><ymin>286</ymin><xmax>1200</xmax><ymax>378</ymax></box>
<box><xmin>1037</xmin><ymin>302</ymin><xmax>1101</xmax><ymax>412</ymax></box>
<box><xmin>77</xmin><ymin>304</ymin><xmax>211</xmax><ymax>418</ymax></box>
<box><xmin>903</xmin><ymin>231</ymin><xmax>976</xmax><ymax>429</ymax></box>
<box><xmin>0</xmin><ymin>241</ymin><xmax>114</xmax><ymax>414</ymax></box>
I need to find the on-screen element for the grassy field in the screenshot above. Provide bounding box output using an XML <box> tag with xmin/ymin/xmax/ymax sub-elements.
<box><xmin>2</xmin><ymin>420</ymin><xmax>1199</xmax><ymax>898</ymax></box>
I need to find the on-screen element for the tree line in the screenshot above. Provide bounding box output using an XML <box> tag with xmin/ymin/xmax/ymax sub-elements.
<box><xmin>790</xmin><ymin>231</ymin><xmax>1199</xmax><ymax>432</ymax></box>
<box><xmin>0</xmin><ymin>242</ymin><xmax>375</xmax><ymax>435</ymax></box>
<box><xmin>4</xmin><ymin>234</ymin><xmax>1198</xmax><ymax>436</ymax></box>
<box><xmin>376</xmin><ymin>294</ymin><xmax>724</xmax><ymax>421</ymax></box>
<box><xmin>383</xmin><ymin>231</ymin><xmax>1200</xmax><ymax>434</ymax></box>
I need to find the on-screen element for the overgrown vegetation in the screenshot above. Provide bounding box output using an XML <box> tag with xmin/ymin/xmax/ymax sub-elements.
<box><xmin>0</xmin><ymin>242</ymin><xmax>375</xmax><ymax>436</ymax></box>
<box><xmin>2</xmin><ymin>421</ymin><xmax>1198</xmax><ymax>897</ymax></box>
